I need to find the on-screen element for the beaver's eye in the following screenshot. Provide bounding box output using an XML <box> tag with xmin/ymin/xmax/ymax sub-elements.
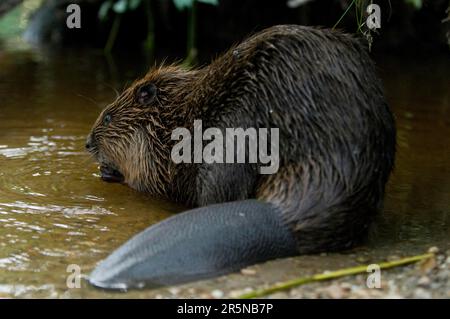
<box><xmin>103</xmin><ymin>113</ymin><xmax>112</xmax><ymax>126</ymax></box>
<box><xmin>136</xmin><ymin>83</ymin><xmax>157</xmax><ymax>105</ymax></box>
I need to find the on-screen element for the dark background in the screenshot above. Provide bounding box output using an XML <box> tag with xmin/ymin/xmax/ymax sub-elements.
<box><xmin>1</xmin><ymin>0</ymin><xmax>448</xmax><ymax>60</ymax></box>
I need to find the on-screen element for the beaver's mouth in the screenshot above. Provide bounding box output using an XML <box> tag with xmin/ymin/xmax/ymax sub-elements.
<box><xmin>100</xmin><ymin>165</ymin><xmax>124</xmax><ymax>183</ymax></box>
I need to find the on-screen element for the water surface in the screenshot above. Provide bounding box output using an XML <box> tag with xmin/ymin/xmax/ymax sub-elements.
<box><xmin>0</xmin><ymin>48</ymin><xmax>448</xmax><ymax>298</ymax></box>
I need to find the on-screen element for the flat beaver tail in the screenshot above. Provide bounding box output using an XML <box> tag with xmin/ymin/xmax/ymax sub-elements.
<box><xmin>89</xmin><ymin>200</ymin><xmax>298</xmax><ymax>290</ymax></box>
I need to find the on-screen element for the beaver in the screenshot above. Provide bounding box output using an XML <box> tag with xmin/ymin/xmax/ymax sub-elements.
<box><xmin>86</xmin><ymin>25</ymin><xmax>396</xmax><ymax>289</ymax></box>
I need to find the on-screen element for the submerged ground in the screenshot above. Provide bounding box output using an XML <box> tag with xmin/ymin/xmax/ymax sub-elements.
<box><xmin>0</xmin><ymin>47</ymin><xmax>449</xmax><ymax>298</ymax></box>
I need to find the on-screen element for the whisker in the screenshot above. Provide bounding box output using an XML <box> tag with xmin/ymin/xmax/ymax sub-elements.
<box><xmin>122</xmin><ymin>80</ymin><xmax>132</xmax><ymax>93</ymax></box>
<box><xmin>76</xmin><ymin>94</ymin><xmax>103</xmax><ymax>109</ymax></box>
<box><xmin>81</xmin><ymin>156</ymin><xmax>94</xmax><ymax>165</ymax></box>
<box><xmin>101</xmin><ymin>82</ymin><xmax>120</xmax><ymax>98</ymax></box>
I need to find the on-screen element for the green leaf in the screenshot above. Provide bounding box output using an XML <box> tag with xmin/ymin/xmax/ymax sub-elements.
<box><xmin>173</xmin><ymin>0</ymin><xmax>194</xmax><ymax>10</ymax></box>
<box><xmin>173</xmin><ymin>0</ymin><xmax>219</xmax><ymax>11</ymax></box>
<box><xmin>129</xmin><ymin>0</ymin><xmax>142</xmax><ymax>10</ymax></box>
<box><xmin>113</xmin><ymin>0</ymin><xmax>128</xmax><ymax>14</ymax></box>
<box><xmin>197</xmin><ymin>0</ymin><xmax>219</xmax><ymax>6</ymax></box>
<box><xmin>98</xmin><ymin>0</ymin><xmax>113</xmax><ymax>21</ymax></box>
<box><xmin>405</xmin><ymin>0</ymin><xmax>422</xmax><ymax>9</ymax></box>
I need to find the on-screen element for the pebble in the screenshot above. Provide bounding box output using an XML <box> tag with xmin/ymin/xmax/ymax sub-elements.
<box><xmin>269</xmin><ymin>292</ymin><xmax>289</xmax><ymax>298</ymax></box>
<box><xmin>187</xmin><ymin>288</ymin><xmax>196</xmax><ymax>294</ymax></box>
<box><xmin>241</xmin><ymin>268</ymin><xmax>257</xmax><ymax>275</ymax></box>
<box><xmin>323</xmin><ymin>285</ymin><xmax>346</xmax><ymax>299</ymax></box>
<box><xmin>414</xmin><ymin>288</ymin><xmax>432</xmax><ymax>299</ymax></box>
<box><xmin>211</xmin><ymin>289</ymin><xmax>224</xmax><ymax>299</ymax></box>
<box><xmin>340</xmin><ymin>283</ymin><xmax>352</xmax><ymax>291</ymax></box>
<box><xmin>356</xmin><ymin>256</ymin><xmax>369</xmax><ymax>263</ymax></box>
<box><xmin>228</xmin><ymin>287</ymin><xmax>253</xmax><ymax>298</ymax></box>
<box><xmin>419</xmin><ymin>255</ymin><xmax>437</xmax><ymax>274</ymax></box>
<box><xmin>168</xmin><ymin>287</ymin><xmax>180</xmax><ymax>295</ymax></box>
<box><xmin>352</xmin><ymin>288</ymin><xmax>372</xmax><ymax>299</ymax></box>
<box><xmin>428</xmin><ymin>246</ymin><xmax>439</xmax><ymax>254</ymax></box>
<box><xmin>417</xmin><ymin>276</ymin><xmax>430</xmax><ymax>286</ymax></box>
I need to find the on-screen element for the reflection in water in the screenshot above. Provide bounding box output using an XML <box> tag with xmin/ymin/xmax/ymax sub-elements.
<box><xmin>0</xmin><ymin>48</ymin><xmax>181</xmax><ymax>297</ymax></box>
<box><xmin>0</xmin><ymin>48</ymin><xmax>449</xmax><ymax>298</ymax></box>
<box><xmin>375</xmin><ymin>54</ymin><xmax>450</xmax><ymax>252</ymax></box>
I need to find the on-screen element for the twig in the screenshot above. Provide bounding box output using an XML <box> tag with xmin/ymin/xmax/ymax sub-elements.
<box><xmin>238</xmin><ymin>253</ymin><xmax>434</xmax><ymax>299</ymax></box>
<box><xmin>184</xmin><ymin>1</ymin><xmax>198</xmax><ymax>66</ymax></box>
<box><xmin>332</xmin><ymin>0</ymin><xmax>356</xmax><ymax>30</ymax></box>
<box><xmin>104</xmin><ymin>14</ymin><xmax>122</xmax><ymax>54</ymax></box>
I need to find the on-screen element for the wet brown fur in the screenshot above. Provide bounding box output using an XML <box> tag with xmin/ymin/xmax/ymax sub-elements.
<box><xmin>87</xmin><ymin>25</ymin><xmax>396</xmax><ymax>253</ymax></box>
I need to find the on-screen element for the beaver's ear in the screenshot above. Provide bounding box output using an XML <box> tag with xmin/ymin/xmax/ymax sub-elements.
<box><xmin>135</xmin><ymin>83</ymin><xmax>157</xmax><ymax>106</ymax></box>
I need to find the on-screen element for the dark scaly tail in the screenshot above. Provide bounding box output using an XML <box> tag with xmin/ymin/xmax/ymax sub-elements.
<box><xmin>88</xmin><ymin>200</ymin><xmax>298</xmax><ymax>289</ymax></box>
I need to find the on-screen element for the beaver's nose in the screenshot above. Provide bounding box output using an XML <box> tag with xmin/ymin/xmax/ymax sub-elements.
<box><xmin>85</xmin><ymin>134</ymin><xmax>95</xmax><ymax>150</ymax></box>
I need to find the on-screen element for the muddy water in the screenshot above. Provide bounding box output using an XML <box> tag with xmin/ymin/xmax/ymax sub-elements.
<box><xmin>0</xmin><ymin>49</ymin><xmax>182</xmax><ymax>298</ymax></box>
<box><xmin>0</xmin><ymin>48</ymin><xmax>448</xmax><ymax>298</ymax></box>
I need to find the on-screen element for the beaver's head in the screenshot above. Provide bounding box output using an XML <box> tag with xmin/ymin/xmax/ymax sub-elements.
<box><xmin>86</xmin><ymin>65</ymin><xmax>195</xmax><ymax>196</ymax></box>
